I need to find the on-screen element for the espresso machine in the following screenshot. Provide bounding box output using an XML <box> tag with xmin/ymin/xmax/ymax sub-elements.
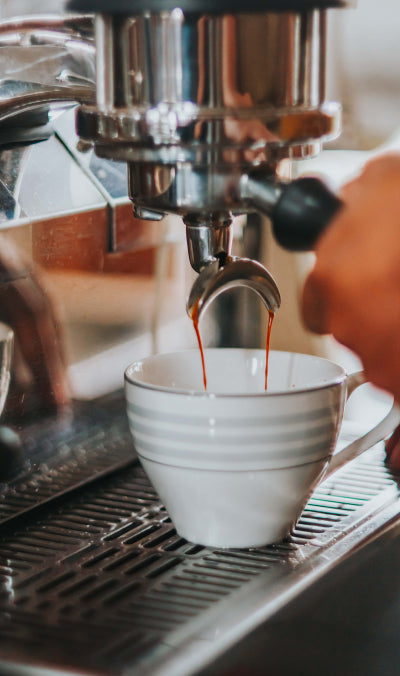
<box><xmin>4</xmin><ymin>3</ymin><xmax>400</xmax><ymax>676</ymax></box>
<box><xmin>76</xmin><ymin>0</ymin><xmax>346</xmax><ymax>320</ymax></box>
<box><xmin>64</xmin><ymin>0</ymin><xmax>344</xmax><ymax>318</ymax></box>
<box><xmin>0</xmin><ymin>0</ymin><xmax>345</xmax><ymax>330</ymax></box>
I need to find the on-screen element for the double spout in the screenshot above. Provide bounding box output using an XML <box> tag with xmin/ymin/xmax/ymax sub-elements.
<box><xmin>185</xmin><ymin>211</ymin><xmax>281</xmax><ymax>321</ymax></box>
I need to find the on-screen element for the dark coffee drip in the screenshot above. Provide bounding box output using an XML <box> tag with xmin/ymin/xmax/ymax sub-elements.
<box><xmin>190</xmin><ymin>299</ymin><xmax>207</xmax><ymax>390</ymax></box>
<box><xmin>265</xmin><ymin>310</ymin><xmax>274</xmax><ymax>390</ymax></box>
<box><xmin>191</xmin><ymin>303</ymin><xmax>275</xmax><ymax>393</ymax></box>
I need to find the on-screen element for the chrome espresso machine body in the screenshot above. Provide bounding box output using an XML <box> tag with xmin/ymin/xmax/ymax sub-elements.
<box><xmin>68</xmin><ymin>0</ymin><xmax>345</xmax><ymax>312</ymax></box>
<box><xmin>74</xmin><ymin>3</ymin><xmax>341</xmax><ymax>256</ymax></box>
<box><xmin>4</xmin><ymin>3</ymin><xmax>400</xmax><ymax>676</ymax></box>
<box><xmin>0</xmin><ymin>0</ymin><xmax>346</xmax><ymax>323</ymax></box>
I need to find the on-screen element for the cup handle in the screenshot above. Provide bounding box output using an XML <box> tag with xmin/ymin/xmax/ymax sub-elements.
<box><xmin>324</xmin><ymin>371</ymin><xmax>400</xmax><ymax>479</ymax></box>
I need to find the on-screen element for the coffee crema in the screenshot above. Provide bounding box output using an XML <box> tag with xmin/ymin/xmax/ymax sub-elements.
<box><xmin>190</xmin><ymin>303</ymin><xmax>274</xmax><ymax>392</ymax></box>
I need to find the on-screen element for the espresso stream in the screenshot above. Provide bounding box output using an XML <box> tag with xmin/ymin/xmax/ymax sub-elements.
<box><xmin>190</xmin><ymin>302</ymin><xmax>274</xmax><ymax>391</ymax></box>
<box><xmin>264</xmin><ymin>309</ymin><xmax>274</xmax><ymax>390</ymax></box>
<box><xmin>190</xmin><ymin>299</ymin><xmax>208</xmax><ymax>390</ymax></box>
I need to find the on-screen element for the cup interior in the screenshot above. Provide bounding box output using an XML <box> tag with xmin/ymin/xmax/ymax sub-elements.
<box><xmin>125</xmin><ymin>348</ymin><xmax>346</xmax><ymax>395</ymax></box>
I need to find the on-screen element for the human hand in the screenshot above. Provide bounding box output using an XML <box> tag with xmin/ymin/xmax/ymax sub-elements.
<box><xmin>301</xmin><ymin>153</ymin><xmax>400</xmax><ymax>404</ymax></box>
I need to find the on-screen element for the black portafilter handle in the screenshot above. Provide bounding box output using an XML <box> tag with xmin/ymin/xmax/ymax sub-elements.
<box><xmin>272</xmin><ymin>177</ymin><xmax>342</xmax><ymax>251</ymax></box>
<box><xmin>244</xmin><ymin>174</ymin><xmax>342</xmax><ymax>252</ymax></box>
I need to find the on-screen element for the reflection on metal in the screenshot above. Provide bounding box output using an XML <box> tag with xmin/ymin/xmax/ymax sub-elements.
<box><xmin>0</xmin><ymin>10</ymin><xmax>340</xmax><ymax>252</ymax></box>
<box><xmin>0</xmin><ymin>8</ymin><xmax>341</xmax><ymax>275</ymax></box>
<box><xmin>0</xmin><ymin>108</ymin><xmax>166</xmax><ymax>259</ymax></box>
<box><xmin>56</xmin><ymin>109</ymin><xmax>168</xmax><ymax>253</ymax></box>
<box><xmin>0</xmin><ymin>15</ymin><xmax>94</xmax><ymax>42</ymax></box>
<box><xmin>0</xmin><ymin>15</ymin><xmax>95</xmax><ymax>123</ymax></box>
<box><xmin>187</xmin><ymin>256</ymin><xmax>281</xmax><ymax>321</ymax></box>
<box><xmin>0</xmin><ymin>80</ymin><xmax>93</xmax><ymax>123</ymax></box>
<box><xmin>85</xmin><ymin>11</ymin><xmax>333</xmax><ymax>154</ymax></box>
<box><xmin>80</xmin><ymin>10</ymin><xmax>340</xmax><ymax>225</ymax></box>
<box><xmin>184</xmin><ymin>212</ymin><xmax>233</xmax><ymax>272</ymax></box>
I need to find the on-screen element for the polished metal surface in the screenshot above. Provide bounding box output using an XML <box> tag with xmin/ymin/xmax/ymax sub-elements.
<box><xmin>0</xmin><ymin>9</ymin><xmax>340</xmax><ymax>283</ymax></box>
<box><xmin>240</xmin><ymin>172</ymin><xmax>283</xmax><ymax>214</ymax></box>
<box><xmin>78</xmin><ymin>9</ymin><xmax>340</xmax><ymax>270</ymax></box>
<box><xmin>0</xmin><ymin>15</ymin><xmax>95</xmax><ymax>122</ymax></box>
<box><xmin>0</xmin><ymin>81</ymin><xmax>92</xmax><ymax>124</ymax></box>
<box><xmin>0</xmin><ymin>394</ymin><xmax>134</xmax><ymax>520</ymax></box>
<box><xmin>73</xmin><ymin>7</ymin><xmax>338</xmax><ymax>230</ymax></box>
<box><xmin>126</xmin><ymin>162</ymin><xmax>287</xmax><ymax>217</ymax></box>
<box><xmin>80</xmin><ymin>10</ymin><xmax>334</xmax><ymax>157</ymax></box>
<box><xmin>187</xmin><ymin>256</ymin><xmax>281</xmax><ymax>320</ymax></box>
<box><xmin>0</xmin><ymin>130</ymin><xmax>107</xmax><ymax>230</ymax></box>
<box><xmin>0</xmin><ymin>107</ymin><xmax>164</xmax><ymax>253</ymax></box>
<box><xmin>184</xmin><ymin>212</ymin><xmax>233</xmax><ymax>272</ymax></box>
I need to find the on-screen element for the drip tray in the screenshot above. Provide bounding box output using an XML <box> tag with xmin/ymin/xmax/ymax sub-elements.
<box><xmin>0</xmin><ymin>394</ymin><xmax>399</xmax><ymax>676</ymax></box>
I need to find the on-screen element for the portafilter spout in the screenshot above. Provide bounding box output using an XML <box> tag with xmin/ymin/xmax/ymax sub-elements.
<box><xmin>184</xmin><ymin>212</ymin><xmax>234</xmax><ymax>274</ymax></box>
<box><xmin>187</xmin><ymin>256</ymin><xmax>281</xmax><ymax>322</ymax></box>
<box><xmin>186</xmin><ymin>171</ymin><xmax>343</xmax><ymax>322</ymax></box>
<box><xmin>185</xmin><ymin>211</ymin><xmax>281</xmax><ymax>322</ymax></box>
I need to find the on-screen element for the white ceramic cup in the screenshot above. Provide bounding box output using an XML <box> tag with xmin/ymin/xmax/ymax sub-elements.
<box><xmin>125</xmin><ymin>349</ymin><xmax>400</xmax><ymax>549</ymax></box>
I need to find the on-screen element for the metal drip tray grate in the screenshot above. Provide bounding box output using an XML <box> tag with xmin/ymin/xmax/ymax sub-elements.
<box><xmin>0</xmin><ymin>398</ymin><xmax>399</xmax><ymax>675</ymax></box>
<box><xmin>0</xmin><ymin>393</ymin><xmax>136</xmax><ymax>526</ymax></box>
